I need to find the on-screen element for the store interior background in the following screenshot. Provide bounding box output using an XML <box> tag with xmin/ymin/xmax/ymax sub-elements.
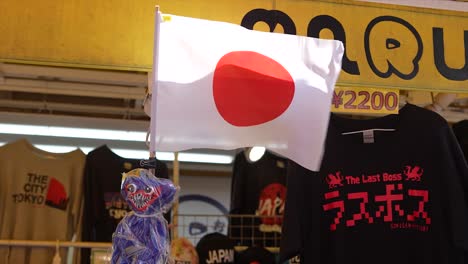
<box><xmin>0</xmin><ymin>0</ymin><xmax>467</xmax><ymax>241</ymax></box>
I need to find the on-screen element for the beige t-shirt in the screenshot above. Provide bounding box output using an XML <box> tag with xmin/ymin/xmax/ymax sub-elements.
<box><xmin>0</xmin><ymin>139</ymin><xmax>86</xmax><ymax>264</ymax></box>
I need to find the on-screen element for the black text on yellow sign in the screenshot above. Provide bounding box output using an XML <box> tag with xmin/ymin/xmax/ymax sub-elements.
<box><xmin>331</xmin><ymin>87</ymin><xmax>400</xmax><ymax>114</ymax></box>
<box><xmin>1</xmin><ymin>0</ymin><xmax>466</xmax><ymax>93</ymax></box>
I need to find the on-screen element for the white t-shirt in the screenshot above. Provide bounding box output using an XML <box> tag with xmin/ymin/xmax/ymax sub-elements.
<box><xmin>0</xmin><ymin>139</ymin><xmax>85</xmax><ymax>264</ymax></box>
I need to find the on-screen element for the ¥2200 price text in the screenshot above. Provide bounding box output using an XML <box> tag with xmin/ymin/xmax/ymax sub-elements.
<box><xmin>331</xmin><ymin>88</ymin><xmax>399</xmax><ymax>114</ymax></box>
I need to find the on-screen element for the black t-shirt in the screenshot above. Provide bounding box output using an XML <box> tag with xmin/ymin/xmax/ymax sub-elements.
<box><xmin>229</xmin><ymin>150</ymin><xmax>287</xmax><ymax>247</ymax></box>
<box><xmin>196</xmin><ymin>232</ymin><xmax>236</xmax><ymax>264</ymax></box>
<box><xmin>280</xmin><ymin>104</ymin><xmax>468</xmax><ymax>264</ymax></box>
<box><xmin>81</xmin><ymin>145</ymin><xmax>168</xmax><ymax>264</ymax></box>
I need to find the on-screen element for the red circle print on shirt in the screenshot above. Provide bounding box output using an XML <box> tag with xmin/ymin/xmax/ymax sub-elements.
<box><xmin>212</xmin><ymin>51</ymin><xmax>295</xmax><ymax>127</ymax></box>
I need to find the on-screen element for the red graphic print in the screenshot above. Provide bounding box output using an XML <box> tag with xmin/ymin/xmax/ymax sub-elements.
<box><xmin>323</xmin><ymin>191</ymin><xmax>345</xmax><ymax>231</ymax></box>
<box><xmin>346</xmin><ymin>192</ymin><xmax>374</xmax><ymax>227</ymax></box>
<box><xmin>407</xmin><ymin>189</ymin><xmax>431</xmax><ymax>224</ymax></box>
<box><xmin>45</xmin><ymin>177</ymin><xmax>69</xmax><ymax>211</ymax></box>
<box><xmin>323</xmin><ymin>186</ymin><xmax>431</xmax><ymax>231</ymax></box>
<box><xmin>322</xmin><ymin>167</ymin><xmax>431</xmax><ymax>232</ymax></box>
<box><xmin>256</xmin><ymin>183</ymin><xmax>286</xmax><ymax>226</ymax></box>
<box><xmin>326</xmin><ymin>172</ymin><xmax>344</xmax><ymax>189</ymax></box>
<box><xmin>404</xmin><ymin>166</ymin><xmax>423</xmax><ymax>181</ymax></box>
<box><xmin>374</xmin><ymin>184</ymin><xmax>405</xmax><ymax>222</ymax></box>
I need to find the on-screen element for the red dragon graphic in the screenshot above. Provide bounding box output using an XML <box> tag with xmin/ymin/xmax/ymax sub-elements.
<box><xmin>326</xmin><ymin>172</ymin><xmax>344</xmax><ymax>189</ymax></box>
<box><xmin>404</xmin><ymin>166</ymin><xmax>423</xmax><ymax>181</ymax></box>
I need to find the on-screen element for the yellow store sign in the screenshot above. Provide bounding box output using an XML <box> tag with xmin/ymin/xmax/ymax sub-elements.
<box><xmin>0</xmin><ymin>0</ymin><xmax>466</xmax><ymax>92</ymax></box>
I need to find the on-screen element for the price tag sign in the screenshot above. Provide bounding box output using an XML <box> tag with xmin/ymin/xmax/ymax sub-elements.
<box><xmin>331</xmin><ymin>87</ymin><xmax>399</xmax><ymax>114</ymax></box>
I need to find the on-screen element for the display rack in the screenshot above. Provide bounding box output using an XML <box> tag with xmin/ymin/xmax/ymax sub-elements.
<box><xmin>175</xmin><ymin>213</ymin><xmax>281</xmax><ymax>253</ymax></box>
<box><xmin>0</xmin><ymin>213</ymin><xmax>281</xmax><ymax>253</ymax></box>
<box><xmin>0</xmin><ymin>240</ymin><xmax>111</xmax><ymax>249</ymax></box>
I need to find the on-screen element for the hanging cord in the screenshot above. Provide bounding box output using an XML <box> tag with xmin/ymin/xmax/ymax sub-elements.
<box><xmin>140</xmin><ymin>129</ymin><xmax>158</xmax><ymax>171</ymax></box>
<box><xmin>430</xmin><ymin>92</ymin><xmax>443</xmax><ymax>112</ymax></box>
<box><xmin>52</xmin><ymin>240</ymin><xmax>61</xmax><ymax>264</ymax></box>
<box><xmin>145</xmin><ymin>129</ymin><xmax>151</xmax><ymax>150</ymax></box>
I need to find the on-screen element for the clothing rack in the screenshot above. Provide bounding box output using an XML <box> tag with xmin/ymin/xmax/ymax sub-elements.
<box><xmin>0</xmin><ymin>240</ymin><xmax>111</xmax><ymax>249</ymax></box>
<box><xmin>0</xmin><ymin>240</ymin><xmax>278</xmax><ymax>253</ymax></box>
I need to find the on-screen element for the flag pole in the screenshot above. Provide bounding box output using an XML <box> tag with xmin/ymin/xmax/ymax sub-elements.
<box><xmin>149</xmin><ymin>6</ymin><xmax>181</xmax><ymax>239</ymax></box>
<box><xmin>149</xmin><ymin>5</ymin><xmax>161</xmax><ymax>174</ymax></box>
<box><xmin>171</xmin><ymin>152</ymin><xmax>180</xmax><ymax>240</ymax></box>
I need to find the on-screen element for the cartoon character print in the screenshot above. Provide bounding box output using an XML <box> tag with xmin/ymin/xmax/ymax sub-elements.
<box><xmin>111</xmin><ymin>168</ymin><xmax>178</xmax><ymax>264</ymax></box>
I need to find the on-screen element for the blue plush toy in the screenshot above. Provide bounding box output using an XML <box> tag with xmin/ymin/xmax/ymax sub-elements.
<box><xmin>111</xmin><ymin>168</ymin><xmax>178</xmax><ymax>264</ymax></box>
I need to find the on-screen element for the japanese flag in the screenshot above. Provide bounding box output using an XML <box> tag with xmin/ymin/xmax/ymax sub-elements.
<box><xmin>150</xmin><ymin>14</ymin><xmax>344</xmax><ymax>171</ymax></box>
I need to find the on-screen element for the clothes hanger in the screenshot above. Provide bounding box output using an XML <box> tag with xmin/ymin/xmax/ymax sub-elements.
<box><xmin>341</xmin><ymin>128</ymin><xmax>395</xmax><ymax>135</ymax></box>
<box><xmin>340</xmin><ymin>98</ymin><xmax>407</xmax><ymax>136</ymax></box>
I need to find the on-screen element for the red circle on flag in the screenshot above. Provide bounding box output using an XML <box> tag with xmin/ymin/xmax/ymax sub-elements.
<box><xmin>212</xmin><ymin>51</ymin><xmax>295</xmax><ymax>127</ymax></box>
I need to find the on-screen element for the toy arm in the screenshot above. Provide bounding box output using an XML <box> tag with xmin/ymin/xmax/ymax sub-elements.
<box><xmin>112</xmin><ymin>221</ymin><xmax>154</xmax><ymax>263</ymax></box>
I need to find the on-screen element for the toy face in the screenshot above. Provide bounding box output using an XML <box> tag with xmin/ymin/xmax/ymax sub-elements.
<box><xmin>121</xmin><ymin>168</ymin><xmax>178</xmax><ymax>216</ymax></box>
<box><xmin>123</xmin><ymin>178</ymin><xmax>162</xmax><ymax>212</ymax></box>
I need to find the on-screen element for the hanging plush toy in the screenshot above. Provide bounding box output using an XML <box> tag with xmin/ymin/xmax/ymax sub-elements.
<box><xmin>111</xmin><ymin>168</ymin><xmax>178</xmax><ymax>264</ymax></box>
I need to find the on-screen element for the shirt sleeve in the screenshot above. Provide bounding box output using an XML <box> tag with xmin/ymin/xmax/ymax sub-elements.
<box><xmin>229</xmin><ymin>152</ymin><xmax>247</xmax><ymax>215</ymax></box>
<box><xmin>71</xmin><ymin>153</ymin><xmax>86</xmax><ymax>235</ymax></box>
<box><xmin>453</xmin><ymin>120</ymin><xmax>468</xmax><ymax>159</ymax></box>
<box><xmin>81</xmin><ymin>156</ymin><xmax>96</xmax><ymax>264</ymax></box>
<box><xmin>440</xmin><ymin>124</ymin><xmax>468</xmax><ymax>251</ymax></box>
<box><xmin>228</xmin><ymin>151</ymin><xmax>248</xmax><ymax>244</ymax></box>
<box><xmin>280</xmin><ymin>161</ymin><xmax>305</xmax><ymax>262</ymax></box>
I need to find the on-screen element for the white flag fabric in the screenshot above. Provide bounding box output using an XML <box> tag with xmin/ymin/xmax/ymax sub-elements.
<box><xmin>153</xmin><ymin>14</ymin><xmax>344</xmax><ymax>171</ymax></box>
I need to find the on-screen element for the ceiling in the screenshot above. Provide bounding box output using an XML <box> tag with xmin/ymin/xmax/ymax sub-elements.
<box><xmin>0</xmin><ymin>62</ymin><xmax>148</xmax><ymax>119</ymax></box>
<box><xmin>0</xmin><ymin>62</ymin><xmax>237</xmax><ymax>176</ymax></box>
